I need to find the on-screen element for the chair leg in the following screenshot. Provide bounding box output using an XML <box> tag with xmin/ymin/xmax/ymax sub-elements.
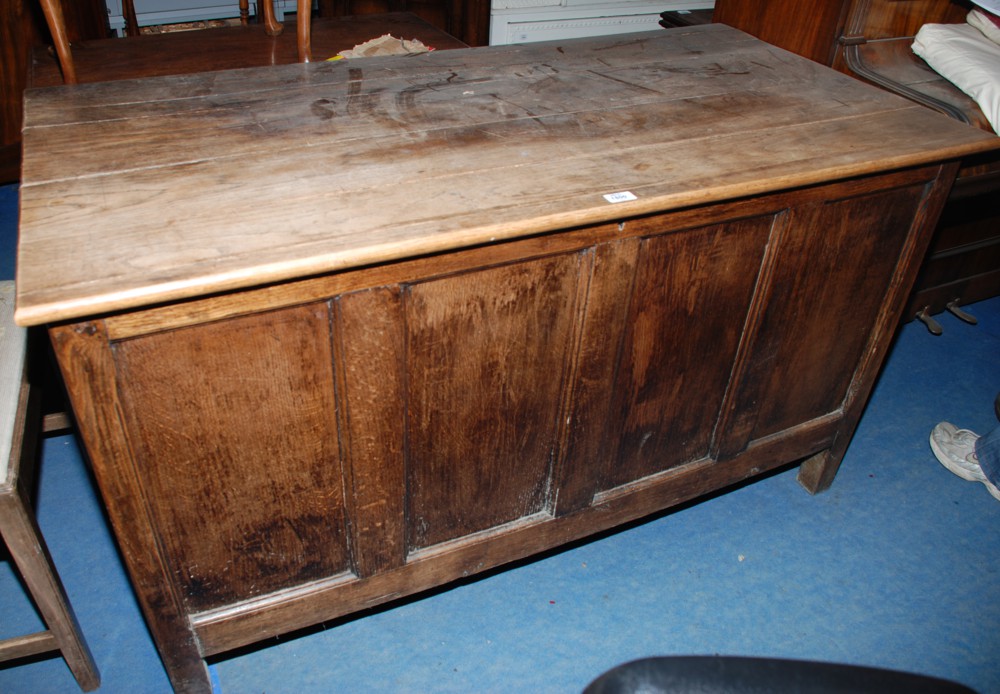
<box><xmin>297</xmin><ymin>0</ymin><xmax>312</xmax><ymax>62</ymax></box>
<box><xmin>123</xmin><ymin>0</ymin><xmax>140</xmax><ymax>37</ymax></box>
<box><xmin>261</xmin><ymin>0</ymin><xmax>283</xmax><ymax>36</ymax></box>
<box><xmin>36</xmin><ymin>0</ymin><xmax>77</xmax><ymax>84</ymax></box>
<box><xmin>0</xmin><ymin>488</ymin><xmax>100</xmax><ymax>691</ymax></box>
<box><xmin>0</xmin><ymin>369</ymin><xmax>98</xmax><ymax>690</ymax></box>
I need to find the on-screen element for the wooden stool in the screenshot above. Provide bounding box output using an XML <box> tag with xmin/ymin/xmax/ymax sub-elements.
<box><xmin>0</xmin><ymin>281</ymin><xmax>99</xmax><ymax>691</ymax></box>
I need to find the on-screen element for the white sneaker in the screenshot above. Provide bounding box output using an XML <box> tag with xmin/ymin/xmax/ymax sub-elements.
<box><xmin>930</xmin><ymin>422</ymin><xmax>1000</xmax><ymax>501</ymax></box>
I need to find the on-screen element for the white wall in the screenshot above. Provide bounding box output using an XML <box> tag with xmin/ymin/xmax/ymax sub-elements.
<box><xmin>490</xmin><ymin>0</ymin><xmax>713</xmax><ymax>45</ymax></box>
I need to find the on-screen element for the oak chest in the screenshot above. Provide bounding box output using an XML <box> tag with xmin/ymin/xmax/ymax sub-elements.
<box><xmin>16</xmin><ymin>25</ymin><xmax>999</xmax><ymax>691</ymax></box>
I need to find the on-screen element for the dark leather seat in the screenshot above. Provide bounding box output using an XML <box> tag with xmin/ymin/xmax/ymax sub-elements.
<box><xmin>584</xmin><ymin>656</ymin><xmax>975</xmax><ymax>694</ymax></box>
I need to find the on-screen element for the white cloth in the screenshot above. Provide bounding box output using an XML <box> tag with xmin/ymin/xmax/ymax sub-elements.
<box><xmin>912</xmin><ymin>22</ymin><xmax>1000</xmax><ymax>134</ymax></box>
<box><xmin>968</xmin><ymin>9</ymin><xmax>1000</xmax><ymax>46</ymax></box>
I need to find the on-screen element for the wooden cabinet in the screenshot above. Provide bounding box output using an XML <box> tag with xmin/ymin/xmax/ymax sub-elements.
<box><xmin>17</xmin><ymin>26</ymin><xmax>997</xmax><ymax>692</ymax></box>
<box><xmin>711</xmin><ymin>0</ymin><xmax>850</xmax><ymax>64</ymax></box>
<box><xmin>710</xmin><ymin>0</ymin><xmax>968</xmax><ymax>72</ymax></box>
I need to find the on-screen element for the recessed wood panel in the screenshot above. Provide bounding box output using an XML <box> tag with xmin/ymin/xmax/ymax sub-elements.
<box><xmin>734</xmin><ymin>184</ymin><xmax>926</xmax><ymax>442</ymax></box>
<box><xmin>602</xmin><ymin>217</ymin><xmax>773</xmax><ymax>489</ymax></box>
<box><xmin>113</xmin><ymin>304</ymin><xmax>349</xmax><ymax>612</ymax></box>
<box><xmin>405</xmin><ymin>254</ymin><xmax>584</xmax><ymax>548</ymax></box>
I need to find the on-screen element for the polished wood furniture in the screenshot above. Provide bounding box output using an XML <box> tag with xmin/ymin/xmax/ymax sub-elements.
<box><xmin>706</xmin><ymin>0</ymin><xmax>990</xmax><ymax>128</ymax></box>
<box><xmin>0</xmin><ymin>282</ymin><xmax>99</xmax><ymax>691</ymax></box>
<box><xmin>837</xmin><ymin>0</ymin><xmax>987</xmax><ymax>128</ymax></box>
<box><xmin>712</xmin><ymin>0</ymin><xmax>1000</xmax><ymax>326</ymax></box>
<box><xmin>16</xmin><ymin>25</ymin><xmax>999</xmax><ymax>692</ymax></box>
<box><xmin>836</xmin><ymin>0</ymin><xmax>1000</xmax><ymax>325</ymax></box>
<box><xmin>29</xmin><ymin>11</ymin><xmax>467</xmax><ymax>88</ymax></box>
<box><xmin>712</xmin><ymin>0</ymin><xmax>851</xmax><ymax>64</ymax></box>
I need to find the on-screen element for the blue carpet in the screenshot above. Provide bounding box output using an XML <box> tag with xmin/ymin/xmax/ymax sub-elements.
<box><xmin>0</xmin><ymin>184</ymin><xmax>16</xmax><ymax>280</ymax></box>
<box><xmin>1</xmin><ymin>181</ymin><xmax>998</xmax><ymax>693</ymax></box>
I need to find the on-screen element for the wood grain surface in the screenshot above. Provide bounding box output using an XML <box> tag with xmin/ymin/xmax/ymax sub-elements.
<box><xmin>16</xmin><ymin>24</ymin><xmax>998</xmax><ymax>326</ymax></box>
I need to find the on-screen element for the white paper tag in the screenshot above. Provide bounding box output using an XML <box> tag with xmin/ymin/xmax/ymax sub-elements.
<box><xmin>603</xmin><ymin>191</ymin><xmax>637</xmax><ymax>204</ymax></box>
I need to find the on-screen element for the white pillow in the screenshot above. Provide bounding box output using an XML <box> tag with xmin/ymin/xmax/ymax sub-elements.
<box><xmin>912</xmin><ymin>23</ymin><xmax>1000</xmax><ymax>134</ymax></box>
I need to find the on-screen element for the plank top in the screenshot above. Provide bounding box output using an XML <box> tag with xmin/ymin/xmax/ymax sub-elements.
<box><xmin>16</xmin><ymin>24</ymin><xmax>1000</xmax><ymax>326</ymax></box>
